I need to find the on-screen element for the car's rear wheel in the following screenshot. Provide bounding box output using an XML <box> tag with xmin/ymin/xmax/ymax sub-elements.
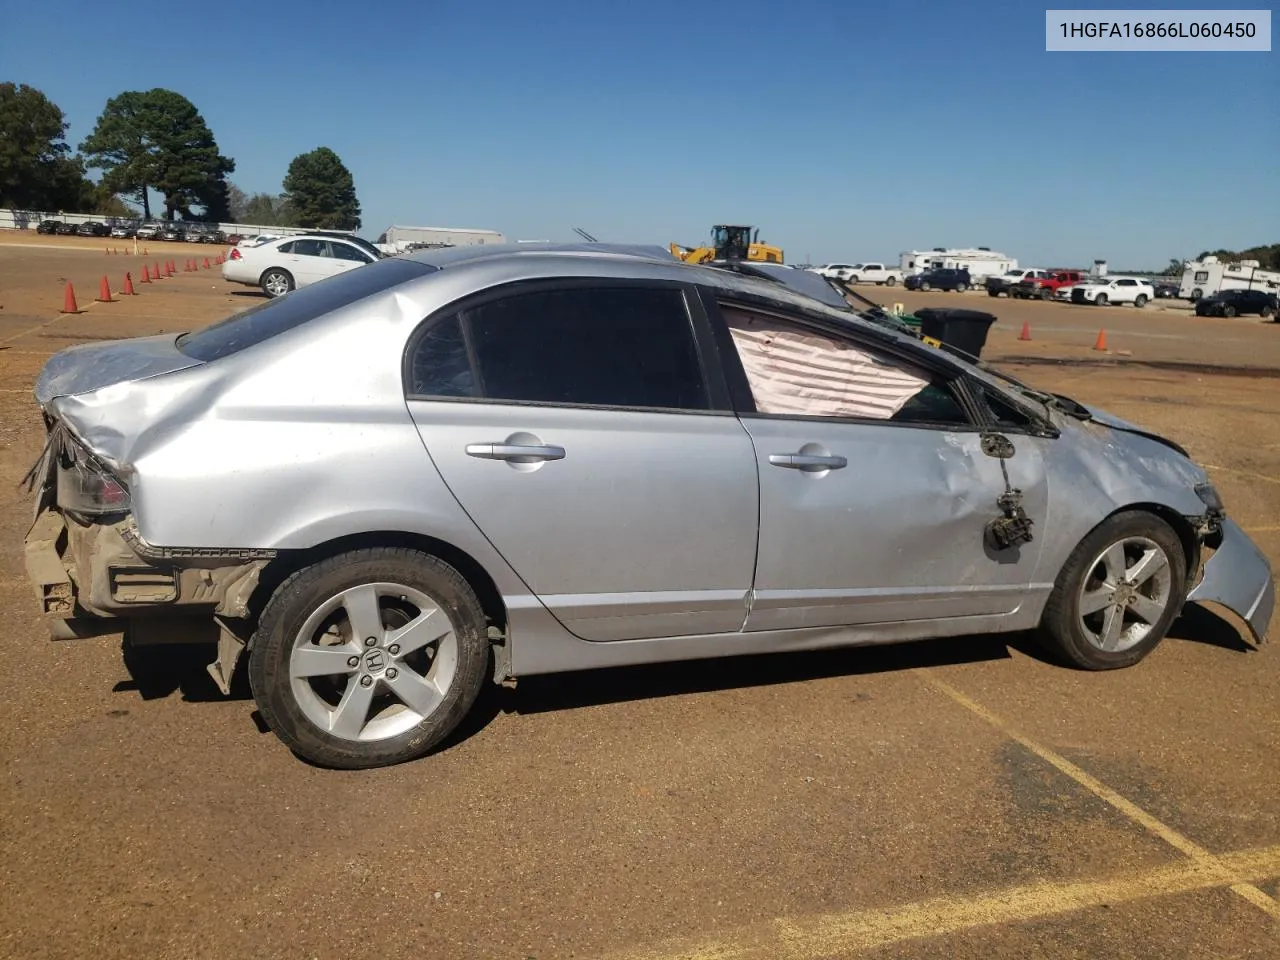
<box><xmin>261</xmin><ymin>268</ymin><xmax>294</xmax><ymax>298</ymax></box>
<box><xmin>885</xmin><ymin>276</ymin><xmax>897</xmax><ymax>286</ymax></box>
<box><xmin>848</xmin><ymin>275</ymin><xmax>859</xmax><ymax>284</ymax></box>
<box><xmin>1223</xmin><ymin>305</ymin><xmax>1237</xmax><ymax>318</ymax></box>
<box><xmin>1190</xmin><ymin>288</ymin><xmax>1203</xmax><ymax>301</ymax></box>
<box><xmin>248</xmin><ymin>548</ymin><xmax>491</xmax><ymax>769</ymax></box>
<box><xmin>1095</xmin><ymin>293</ymin><xmax>1108</xmax><ymax>306</ymax></box>
<box><xmin>1040</xmin><ymin>287</ymin><xmax>1052</xmax><ymax>300</ymax></box>
<box><xmin>1134</xmin><ymin>294</ymin><xmax>1148</xmax><ymax>308</ymax></box>
<box><xmin>1261</xmin><ymin>305</ymin><xmax>1275</xmax><ymax>319</ymax></box>
<box><xmin>1038</xmin><ymin>511</ymin><xmax>1186</xmax><ymax>670</ymax></box>
<box><xmin>920</xmin><ymin>281</ymin><xmax>932</xmax><ymax>292</ymax></box>
<box><xmin>956</xmin><ymin>282</ymin><xmax>969</xmax><ymax>292</ymax></box>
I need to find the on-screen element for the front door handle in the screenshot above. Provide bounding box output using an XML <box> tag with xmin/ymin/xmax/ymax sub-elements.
<box><xmin>768</xmin><ymin>453</ymin><xmax>847</xmax><ymax>470</ymax></box>
<box><xmin>466</xmin><ymin>443</ymin><xmax>566</xmax><ymax>462</ymax></box>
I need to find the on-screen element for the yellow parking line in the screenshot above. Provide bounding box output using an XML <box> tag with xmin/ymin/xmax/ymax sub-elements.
<box><xmin>606</xmin><ymin>845</ymin><xmax>1280</xmax><ymax>960</ymax></box>
<box><xmin>1203</xmin><ymin>464</ymin><xmax>1280</xmax><ymax>486</ymax></box>
<box><xmin>920</xmin><ymin>675</ymin><xmax>1280</xmax><ymax>919</ymax></box>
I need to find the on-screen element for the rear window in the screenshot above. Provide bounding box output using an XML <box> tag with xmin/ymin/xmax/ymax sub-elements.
<box><xmin>176</xmin><ymin>258</ymin><xmax>436</xmax><ymax>362</ymax></box>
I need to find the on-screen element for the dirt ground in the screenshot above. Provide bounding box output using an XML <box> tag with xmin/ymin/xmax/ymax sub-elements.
<box><xmin>1</xmin><ymin>232</ymin><xmax>1278</xmax><ymax>960</ymax></box>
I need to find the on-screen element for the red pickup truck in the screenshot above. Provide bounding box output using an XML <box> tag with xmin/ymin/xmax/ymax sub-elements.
<box><xmin>1012</xmin><ymin>269</ymin><xmax>1085</xmax><ymax>300</ymax></box>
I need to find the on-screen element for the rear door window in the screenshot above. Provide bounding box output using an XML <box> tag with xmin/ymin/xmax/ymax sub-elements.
<box><xmin>291</xmin><ymin>238</ymin><xmax>325</xmax><ymax>257</ymax></box>
<box><xmin>408</xmin><ymin>286</ymin><xmax>710</xmax><ymax>411</ymax></box>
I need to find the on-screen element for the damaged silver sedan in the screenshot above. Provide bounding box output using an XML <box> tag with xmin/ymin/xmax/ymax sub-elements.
<box><xmin>23</xmin><ymin>244</ymin><xmax>1274</xmax><ymax>768</ymax></box>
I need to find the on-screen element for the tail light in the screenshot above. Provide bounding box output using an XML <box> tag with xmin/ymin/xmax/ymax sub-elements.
<box><xmin>56</xmin><ymin>450</ymin><xmax>130</xmax><ymax>516</ymax></box>
<box><xmin>229</xmin><ymin>248</ymin><xmax>242</xmax><ymax>260</ymax></box>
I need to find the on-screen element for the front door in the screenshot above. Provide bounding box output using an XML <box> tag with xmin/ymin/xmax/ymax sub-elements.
<box><xmin>405</xmin><ymin>282</ymin><xmax>759</xmax><ymax>642</ymax></box>
<box><xmin>713</xmin><ymin>302</ymin><xmax>1048</xmax><ymax>631</ymax></box>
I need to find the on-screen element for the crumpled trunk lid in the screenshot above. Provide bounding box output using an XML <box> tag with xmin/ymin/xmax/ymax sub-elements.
<box><xmin>34</xmin><ymin>334</ymin><xmax>201</xmax><ymax>406</ymax></box>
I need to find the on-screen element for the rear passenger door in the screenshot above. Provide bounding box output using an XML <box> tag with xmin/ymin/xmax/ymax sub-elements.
<box><xmin>404</xmin><ymin>281</ymin><xmax>760</xmax><ymax>642</ymax></box>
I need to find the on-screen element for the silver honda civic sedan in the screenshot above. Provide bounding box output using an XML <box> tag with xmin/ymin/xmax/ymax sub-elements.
<box><xmin>23</xmin><ymin>244</ymin><xmax>1274</xmax><ymax>768</ymax></box>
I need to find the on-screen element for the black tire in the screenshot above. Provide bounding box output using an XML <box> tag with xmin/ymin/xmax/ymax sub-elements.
<box><xmin>1038</xmin><ymin>511</ymin><xmax>1187</xmax><ymax>670</ymax></box>
<box><xmin>988</xmin><ymin>289</ymin><xmax>1000</xmax><ymax>298</ymax></box>
<box><xmin>956</xmin><ymin>282</ymin><xmax>969</xmax><ymax>292</ymax></box>
<box><xmin>1095</xmin><ymin>293</ymin><xmax>1108</xmax><ymax>306</ymax></box>
<box><xmin>1261</xmin><ymin>305</ymin><xmax>1275</xmax><ymax>319</ymax></box>
<box><xmin>248</xmin><ymin>547</ymin><xmax>491</xmax><ymax>769</ymax></box>
<box><xmin>920</xmin><ymin>281</ymin><xmax>932</xmax><ymax>292</ymax></box>
<box><xmin>848</xmin><ymin>275</ymin><xmax>859</xmax><ymax>284</ymax></box>
<box><xmin>1190</xmin><ymin>288</ymin><xmax>1202</xmax><ymax>301</ymax></box>
<box><xmin>885</xmin><ymin>276</ymin><xmax>897</xmax><ymax>286</ymax></box>
<box><xmin>1223</xmin><ymin>305</ymin><xmax>1237</xmax><ymax>318</ymax></box>
<box><xmin>1040</xmin><ymin>287</ymin><xmax>1053</xmax><ymax>300</ymax></box>
<box><xmin>1133</xmin><ymin>294</ymin><xmax>1147</xmax><ymax>308</ymax></box>
<box><xmin>260</xmin><ymin>268</ymin><xmax>294</xmax><ymax>298</ymax></box>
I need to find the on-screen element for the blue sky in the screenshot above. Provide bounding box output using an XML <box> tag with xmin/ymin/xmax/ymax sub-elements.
<box><xmin>1</xmin><ymin>0</ymin><xmax>1275</xmax><ymax>266</ymax></box>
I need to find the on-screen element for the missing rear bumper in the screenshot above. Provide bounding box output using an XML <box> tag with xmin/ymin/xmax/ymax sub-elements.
<box><xmin>23</xmin><ymin>508</ymin><xmax>269</xmax><ymax>636</ymax></box>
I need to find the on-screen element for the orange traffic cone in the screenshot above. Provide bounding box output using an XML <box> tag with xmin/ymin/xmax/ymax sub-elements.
<box><xmin>122</xmin><ymin>272</ymin><xmax>136</xmax><ymax>295</ymax></box>
<box><xmin>154</xmin><ymin>261</ymin><xmax>163</xmax><ymax>280</ymax></box>
<box><xmin>141</xmin><ymin>264</ymin><xmax>152</xmax><ymax>283</ymax></box>
<box><xmin>1093</xmin><ymin>329</ymin><xmax>1107</xmax><ymax>351</ymax></box>
<box><xmin>203</xmin><ymin>257</ymin><xmax>211</xmax><ymax>269</ymax></box>
<box><xmin>96</xmin><ymin>275</ymin><xmax>115</xmax><ymax>303</ymax></box>
<box><xmin>104</xmin><ymin>246</ymin><xmax>109</xmax><ymax>255</ymax></box>
<box><xmin>1018</xmin><ymin>321</ymin><xmax>1031</xmax><ymax>341</ymax></box>
<box><xmin>165</xmin><ymin>260</ymin><xmax>174</xmax><ymax>277</ymax></box>
<box><xmin>60</xmin><ymin>283</ymin><xmax>81</xmax><ymax>314</ymax></box>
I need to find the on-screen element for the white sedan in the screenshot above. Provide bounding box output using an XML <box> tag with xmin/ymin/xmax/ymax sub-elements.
<box><xmin>222</xmin><ymin>235</ymin><xmax>382</xmax><ymax>297</ymax></box>
<box><xmin>1069</xmin><ymin>276</ymin><xmax>1155</xmax><ymax>307</ymax></box>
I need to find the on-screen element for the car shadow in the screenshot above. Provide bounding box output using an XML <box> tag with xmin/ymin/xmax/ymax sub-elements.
<box><xmin>112</xmin><ymin>609</ymin><xmax>1257</xmax><ymax>760</ymax></box>
<box><xmin>495</xmin><ymin>634</ymin><xmax>1016</xmax><ymax>719</ymax></box>
<box><xmin>228</xmin><ymin>291</ymin><xmax>268</xmax><ymax>299</ymax></box>
<box><xmin>1166</xmin><ymin>603</ymin><xmax>1256</xmax><ymax>654</ymax></box>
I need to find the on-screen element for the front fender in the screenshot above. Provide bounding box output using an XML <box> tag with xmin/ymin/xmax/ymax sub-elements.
<box><xmin>1187</xmin><ymin>518</ymin><xmax>1275</xmax><ymax>643</ymax></box>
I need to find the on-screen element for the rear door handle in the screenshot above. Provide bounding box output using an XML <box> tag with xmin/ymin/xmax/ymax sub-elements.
<box><xmin>768</xmin><ymin>453</ymin><xmax>847</xmax><ymax>470</ymax></box>
<box><xmin>466</xmin><ymin>443</ymin><xmax>566</xmax><ymax>462</ymax></box>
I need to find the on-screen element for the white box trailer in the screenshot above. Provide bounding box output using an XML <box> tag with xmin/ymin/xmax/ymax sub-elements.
<box><xmin>1178</xmin><ymin>257</ymin><xmax>1280</xmax><ymax>300</ymax></box>
<box><xmin>900</xmin><ymin>247</ymin><xmax>1017</xmax><ymax>280</ymax></box>
<box><xmin>376</xmin><ymin>225</ymin><xmax>506</xmax><ymax>254</ymax></box>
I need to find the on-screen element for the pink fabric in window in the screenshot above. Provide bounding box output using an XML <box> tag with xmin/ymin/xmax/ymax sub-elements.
<box><xmin>723</xmin><ymin>307</ymin><xmax>927</xmax><ymax>419</ymax></box>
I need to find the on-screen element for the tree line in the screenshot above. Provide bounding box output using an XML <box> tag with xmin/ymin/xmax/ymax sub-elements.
<box><xmin>0</xmin><ymin>82</ymin><xmax>361</xmax><ymax>230</ymax></box>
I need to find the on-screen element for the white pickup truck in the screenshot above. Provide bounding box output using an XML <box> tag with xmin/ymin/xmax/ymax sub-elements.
<box><xmin>839</xmin><ymin>262</ymin><xmax>904</xmax><ymax>286</ymax></box>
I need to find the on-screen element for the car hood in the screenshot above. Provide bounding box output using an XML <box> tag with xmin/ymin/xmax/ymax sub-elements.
<box><xmin>1068</xmin><ymin>402</ymin><xmax>1191</xmax><ymax>458</ymax></box>
<box><xmin>34</xmin><ymin>334</ymin><xmax>201</xmax><ymax>406</ymax></box>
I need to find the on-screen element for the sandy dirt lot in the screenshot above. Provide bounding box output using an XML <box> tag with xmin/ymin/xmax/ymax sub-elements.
<box><xmin>1</xmin><ymin>232</ymin><xmax>1278</xmax><ymax>959</ymax></box>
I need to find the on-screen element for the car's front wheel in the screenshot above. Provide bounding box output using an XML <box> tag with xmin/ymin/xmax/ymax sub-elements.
<box><xmin>1223</xmin><ymin>305</ymin><xmax>1237</xmax><ymax>318</ymax></box>
<box><xmin>248</xmin><ymin>548</ymin><xmax>491</xmax><ymax>768</ymax></box>
<box><xmin>261</xmin><ymin>268</ymin><xmax>294</xmax><ymax>298</ymax></box>
<box><xmin>1038</xmin><ymin>511</ymin><xmax>1187</xmax><ymax>670</ymax></box>
<box><xmin>920</xmin><ymin>281</ymin><xmax>932</xmax><ymax>292</ymax></box>
<box><xmin>1095</xmin><ymin>293</ymin><xmax>1108</xmax><ymax>306</ymax></box>
<box><xmin>1134</xmin><ymin>294</ymin><xmax>1148</xmax><ymax>308</ymax></box>
<box><xmin>885</xmin><ymin>276</ymin><xmax>897</xmax><ymax>286</ymax></box>
<box><xmin>956</xmin><ymin>282</ymin><xmax>969</xmax><ymax>292</ymax></box>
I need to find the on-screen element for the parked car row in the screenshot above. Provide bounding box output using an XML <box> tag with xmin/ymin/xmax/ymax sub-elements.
<box><xmin>34</xmin><ymin>219</ymin><xmax>227</xmax><ymax>243</ymax></box>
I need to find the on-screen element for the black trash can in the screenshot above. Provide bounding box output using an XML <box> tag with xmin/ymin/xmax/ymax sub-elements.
<box><xmin>914</xmin><ymin>308</ymin><xmax>998</xmax><ymax>359</ymax></box>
